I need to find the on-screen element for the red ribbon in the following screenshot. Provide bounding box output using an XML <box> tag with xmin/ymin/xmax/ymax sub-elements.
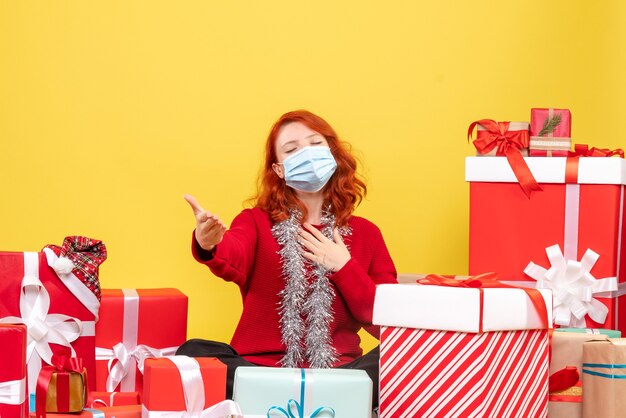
<box><xmin>418</xmin><ymin>272</ymin><xmax>549</xmax><ymax>333</ymax></box>
<box><xmin>468</xmin><ymin>119</ymin><xmax>542</xmax><ymax>198</ymax></box>
<box><xmin>565</xmin><ymin>144</ymin><xmax>624</xmax><ymax>184</ymax></box>
<box><xmin>36</xmin><ymin>355</ymin><xmax>86</xmax><ymax>418</ymax></box>
<box><xmin>549</xmin><ymin>366</ymin><xmax>580</xmax><ymax>393</ymax></box>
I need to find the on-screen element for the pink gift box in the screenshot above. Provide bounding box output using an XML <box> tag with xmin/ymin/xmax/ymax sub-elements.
<box><xmin>529</xmin><ymin>108</ymin><xmax>572</xmax><ymax>156</ymax></box>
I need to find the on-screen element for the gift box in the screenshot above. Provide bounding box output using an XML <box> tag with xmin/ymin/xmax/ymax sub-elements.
<box><xmin>469</xmin><ymin>120</ymin><xmax>530</xmax><ymax>157</ymax></box>
<box><xmin>468</xmin><ymin>119</ymin><xmax>540</xmax><ymax>198</ymax></box>
<box><xmin>143</xmin><ymin>356</ymin><xmax>238</xmax><ymax>418</ymax></box>
<box><xmin>233</xmin><ymin>367</ymin><xmax>372</xmax><ymax>418</ymax></box>
<box><xmin>87</xmin><ymin>392</ymin><xmax>140</xmax><ymax>408</ymax></box>
<box><xmin>529</xmin><ymin>108</ymin><xmax>572</xmax><ymax>156</ymax></box>
<box><xmin>0</xmin><ymin>324</ymin><xmax>28</xmax><ymax>418</ymax></box>
<box><xmin>467</xmin><ymin>155</ymin><xmax>626</xmax><ymax>332</ymax></box>
<box><xmin>0</xmin><ymin>241</ymin><xmax>104</xmax><ymax>397</ymax></box>
<box><xmin>549</xmin><ymin>331</ymin><xmax>610</xmax><ymax>418</ymax></box>
<box><xmin>372</xmin><ymin>278</ymin><xmax>553</xmax><ymax>418</ymax></box>
<box><xmin>582</xmin><ymin>338</ymin><xmax>626</xmax><ymax>418</ymax></box>
<box><xmin>35</xmin><ymin>356</ymin><xmax>87</xmax><ymax>418</ymax></box>
<box><xmin>29</xmin><ymin>405</ymin><xmax>142</xmax><ymax>418</ymax></box>
<box><xmin>557</xmin><ymin>327</ymin><xmax>621</xmax><ymax>338</ymax></box>
<box><xmin>94</xmin><ymin>288</ymin><xmax>187</xmax><ymax>393</ymax></box>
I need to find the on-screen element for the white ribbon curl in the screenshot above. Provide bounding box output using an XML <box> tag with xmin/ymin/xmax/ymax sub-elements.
<box><xmin>0</xmin><ymin>252</ymin><xmax>87</xmax><ymax>393</ymax></box>
<box><xmin>141</xmin><ymin>356</ymin><xmax>242</xmax><ymax>418</ymax></box>
<box><xmin>0</xmin><ymin>378</ymin><xmax>26</xmax><ymax>405</ymax></box>
<box><xmin>524</xmin><ymin>244</ymin><xmax>618</xmax><ymax>327</ymax></box>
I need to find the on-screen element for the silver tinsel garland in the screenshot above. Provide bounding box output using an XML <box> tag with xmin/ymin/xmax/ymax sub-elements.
<box><xmin>272</xmin><ymin>209</ymin><xmax>351</xmax><ymax>368</ymax></box>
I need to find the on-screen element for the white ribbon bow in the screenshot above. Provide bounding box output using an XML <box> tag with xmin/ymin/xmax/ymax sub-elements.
<box><xmin>0</xmin><ymin>378</ymin><xmax>26</xmax><ymax>405</ymax></box>
<box><xmin>0</xmin><ymin>252</ymin><xmax>83</xmax><ymax>393</ymax></box>
<box><xmin>141</xmin><ymin>356</ymin><xmax>242</xmax><ymax>418</ymax></box>
<box><xmin>524</xmin><ymin>244</ymin><xmax>618</xmax><ymax>327</ymax></box>
<box><xmin>96</xmin><ymin>343</ymin><xmax>178</xmax><ymax>392</ymax></box>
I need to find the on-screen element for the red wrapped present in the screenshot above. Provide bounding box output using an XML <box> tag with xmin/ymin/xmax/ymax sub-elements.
<box><xmin>35</xmin><ymin>355</ymin><xmax>87</xmax><ymax>418</ymax></box>
<box><xmin>0</xmin><ymin>238</ymin><xmax>105</xmax><ymax>397</ymax></box>
<box><xmin>94</xmin><ymin>289</ymin><xmax>187</xmax><ymax>393</ymax></box>
<box><xmin>0</xmin><ymin>324</ymin><xmax>28</xmax><ymax>418</ymax></box>
<box><xmin>468</xmin><ymin>119</ymin><xmax>540</xmax><ymax>197</ymax></box>
<box><xmin>87</xmin><ymin>392</ymin><xmax>140</xmax><ymax>408</ymax></box>
<box><xmin>467</xmin><ymin>153</ymin><xmax>626</xmax><ymax>332</ymax></box>
<box><xmin>143</xmin><ymin>356</ymin><xmax>240</xmax><ymax>418</ymax></box>
<box><xmin>529</xmin><ymin>108</ymin><xmax>572</xmax><ymax>157</ymax></box>
<box><xmin>30</xmin><ymin>405</ymin><xmax>142</xmax><ymax>418</ymax></box>
<box><xmin>373</xmin><ymin>274</ymin><xmax>553</xmax><ymax>418</ymax></box>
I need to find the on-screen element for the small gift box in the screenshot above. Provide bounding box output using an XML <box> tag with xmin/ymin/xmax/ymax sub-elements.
<box><xmin>35</xmin><ymin>355</ymin><xmax>87</xmax><ymax>418</ymax></box>
<box><xmin>87</xmin><ymin>392</ymin><xmax>140</xmax><ymax>408</ymax></box>
<box><xmin>0</xmin><ymin>324</ymin><xmax>28</xmax><ymax>418</ymax></box>
<box><xmin>233</xmin><ymin>367</ymin><xmax>371</xmax><ymax>418</ymax></box>
<box><xmin>143</xmin><ymin>356</ymin><xmax>238</xmax><ymax>418</ymax></box>
<box><xmin>95</xmin><ymin>288</ymin><xmax>187</xmax><ymax>393</ymax></box>
<box><xmin>30</xmin><ymin>405</ymin><xmax>142</xmax><ymax>418</ymax></box>
<box><xmin>549</xmin><ymin>331</ymin><xmax>610</xmax><ymax>418</ymax></box>
<box><xmin>373</xmin><ymin>274</ymin><xmax>552</xmax><ymax>418</ymax></box>
<box><xmin>468</xmin><ymin>119</ymin><xmax>540</xmax><ymax>197</ymax></box>
<box><xmin>529</xmin><ymin>108</ymin><xmax>572</xmax><ymax>156</ymax></box>
<box><xmin>582</xmin><ymin>338</ymin><xmax>626</xmax><ymax>418</ymax></box>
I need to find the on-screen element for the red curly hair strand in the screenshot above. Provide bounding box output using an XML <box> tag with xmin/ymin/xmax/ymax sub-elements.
<box><xmin>254</xmin><ymin>110</ymin><xmax>367</xmax><ymax>227</ymax></box>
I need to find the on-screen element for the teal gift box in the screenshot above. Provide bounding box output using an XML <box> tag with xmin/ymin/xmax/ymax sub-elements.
<box><xmin>232</xmin><ymin>367</ymin><xmax>372</xmax><ymax>418</ymax></box>
<box><xmin>557</xmin><ymin>327</ymin><xmax>622</xmax><ymax>338</ymax></box>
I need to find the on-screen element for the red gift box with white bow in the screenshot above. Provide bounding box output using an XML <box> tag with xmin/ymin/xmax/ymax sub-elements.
<box><xmin>466</xmin><ymin>154</ymin><xmax>626</xmax><ymax>332</ymax></box>
<box><xmin>94</xmin><ymin>288</ymin><xmax>187</xmax><ymax>394</ymax></box>
<box><xmin>0</xmin><ymin>246</ymin><xmax>103</xmax><ymax>398</ymax></box>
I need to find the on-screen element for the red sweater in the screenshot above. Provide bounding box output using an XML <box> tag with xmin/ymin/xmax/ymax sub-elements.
<box><xmin>192</xmin><ymin>207</ymin><xmax>397</xmax><ymax>367</ymax></box>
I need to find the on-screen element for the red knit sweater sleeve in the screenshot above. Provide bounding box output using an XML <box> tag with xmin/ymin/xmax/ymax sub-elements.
<box><xmin>191</xmin><ymin>209</ymin><xmax>258</xmax><ymax>287</ymax></box>
<box><xmin>330</xmin><ymin>219</ymin><xmax>397</xmax><ymax>326</ymax></box>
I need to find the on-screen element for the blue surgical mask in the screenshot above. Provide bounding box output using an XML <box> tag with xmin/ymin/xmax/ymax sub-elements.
<box><xmin>281</xmin><ymin>146</ymin><xmax>337</xmax><ymax>192</ymax></box>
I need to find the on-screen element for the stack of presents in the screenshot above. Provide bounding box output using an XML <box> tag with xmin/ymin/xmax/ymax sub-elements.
<box><xmin>1</xmin><ymin>108</ymin><xmax>626</xmax><ymax>418</ymax></box>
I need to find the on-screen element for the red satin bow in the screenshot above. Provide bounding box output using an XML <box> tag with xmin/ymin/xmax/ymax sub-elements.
<box><xmin>549</xmin><ymin>366</ymin><xmax>580</xmax><ymax>393</ymax></box>
<box><xmin>569</xmin><ymin>144</ymin><xmax>624</xmax><ymax>158</ymax></box>
<box><xmin>418</xmin><ymin>272</ymin><xmax>549</xmax><ymax>332</ymax></box>
<box><xmin>468</xmin><ymin>119</ymin><xmax>542</xmax><ymax>198</ymax></box>
<box><xmin>36</xmin><ymin>355</ymin><xmax>87</xmax><ymax>418</ymax></box>
<box><xmin>565</xmin><ymin>144</ymin><xmax>625</xmax><ymax>184</ymax></box>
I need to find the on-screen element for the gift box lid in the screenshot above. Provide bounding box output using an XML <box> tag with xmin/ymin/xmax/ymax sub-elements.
<box><xmin>465</xmin><ymin>156</ymin><xmax>626</xmax><ymax>185</ymax></box>
<box><xmin>372</xmin><ymin>283</ymin><xmax>553</xmax><ymax>332</ymax></box>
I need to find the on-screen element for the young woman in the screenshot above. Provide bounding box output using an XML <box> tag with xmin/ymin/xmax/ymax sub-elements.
<box><xmin>178</xmin><ymin>110</ymin><xmax>397</xmax><ymax>406</ymax></box>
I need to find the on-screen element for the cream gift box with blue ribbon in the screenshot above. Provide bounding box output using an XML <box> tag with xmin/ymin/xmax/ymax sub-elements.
<box><xmin>232</xmin><ymin>367</ymin><xmax>372</xmax><ymax>418</ymax></box>
<box><xmin>582</xmin><ymin>338</ymin><xmax>626</xmax><ymax>418</ymax></box>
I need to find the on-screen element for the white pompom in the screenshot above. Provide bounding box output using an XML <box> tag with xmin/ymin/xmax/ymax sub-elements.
<box><xmin>52</xmin><ymin>256</ymin><xmax>75</xmax><ymax>274</ymax></box>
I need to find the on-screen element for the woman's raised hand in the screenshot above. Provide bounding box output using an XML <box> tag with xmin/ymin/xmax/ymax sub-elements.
<box><xmin>184</xmin><ymin>194</ymin><xmax>226</xmax><ymax>252</ymax></box>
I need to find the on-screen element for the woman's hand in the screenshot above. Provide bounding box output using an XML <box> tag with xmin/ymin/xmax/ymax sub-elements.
<box><xmin>184</xmin><ymin>194</ymin><xmax>226</xmax><ymax>252</ymax></box>
<box><xmin>299</xmin><ymin>223</ymin><xmax>351</xmax><ymax>272</ymax></box>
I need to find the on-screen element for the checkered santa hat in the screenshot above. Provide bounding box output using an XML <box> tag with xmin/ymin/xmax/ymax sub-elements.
<box><xmin>44</xmin><ymin>236</ymin><xmax>107</xmax><ymax>300</ymax></box>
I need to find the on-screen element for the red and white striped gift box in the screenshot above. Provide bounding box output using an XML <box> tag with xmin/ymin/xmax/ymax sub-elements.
<box><xmin>373</xmin><ymin>282</ymin><xmax>553</xmax><ymax>418</ymax></box>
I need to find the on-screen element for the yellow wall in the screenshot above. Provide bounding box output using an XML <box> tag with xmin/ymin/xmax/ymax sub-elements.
<box><xmin>1</xmin><ymin>1</ymin><xmax>624</xmax><ymax>351</ymax></box>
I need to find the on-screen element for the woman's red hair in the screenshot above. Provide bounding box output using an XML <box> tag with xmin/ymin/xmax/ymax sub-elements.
<box><xmin>254</xmin><ymin>110</ymin><xmax>367</xmax><ymax>226</ymax></box>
